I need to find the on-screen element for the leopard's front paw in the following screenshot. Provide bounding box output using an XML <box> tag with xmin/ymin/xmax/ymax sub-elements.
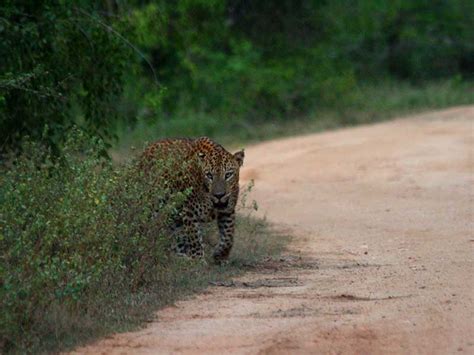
<box><xmin>212</xmin><ymin>252</ymin><xmax>230</xmax><ymax>265</ymax></box>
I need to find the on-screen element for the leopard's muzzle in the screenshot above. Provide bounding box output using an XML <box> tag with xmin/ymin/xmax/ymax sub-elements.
<box><xmin>211</xmin><ymin>192</ymin><xmax>229</xmax><ymax>209</ymax></box>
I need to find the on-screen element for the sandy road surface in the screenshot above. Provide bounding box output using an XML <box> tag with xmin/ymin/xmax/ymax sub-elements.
<box><xmin>74</xmin><ymin>107</ymin><xmax>473</xmax><ymax>354</ymax></box>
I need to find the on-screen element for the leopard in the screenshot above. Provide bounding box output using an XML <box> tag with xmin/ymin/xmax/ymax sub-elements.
<box><xmin>139</xmin><ymin>136</ymin><xmax>244</xmax><ymax>263</ymax></box>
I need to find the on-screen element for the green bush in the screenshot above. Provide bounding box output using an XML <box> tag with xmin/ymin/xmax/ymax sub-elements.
<box><xmin>0</xmin><ymin>129</ymin><xmax>189</xmax><ymax>351</ymax></box>
<box><xmin>0</xmin><ymin>1</ymin><xmax>132</xmax><ymax>154</ymax></box>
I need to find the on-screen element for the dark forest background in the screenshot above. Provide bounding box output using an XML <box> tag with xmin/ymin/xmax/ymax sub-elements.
<box><xmin>1</xmin><ymin>0</ymin><xmax>473</xmax><ymax>153</ymax></box>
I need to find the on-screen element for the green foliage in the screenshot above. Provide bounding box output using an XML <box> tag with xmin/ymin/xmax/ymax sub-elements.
<box><xmin>122</xmin><ymin>0</ymin><xmax>358</xmax><ymax>121</ymax></box>
<box><xmin>0</xmin><ymin>1</ymin><xmax>131</xmax><ymax>154</ymax></box>
<box><xmin>117</xmin><ymin>0</ymin><xmax>473</xmax><ymax>138</ymax></box>
<box><xmin>0</xmin><ymin>129</ymin><xmax>189</xmax><ymax>351</ymax></box>
<box><xmin>1</xmin><ymin>0</ymin><xmax>473</xmax><ymax>152</ymax></box>
<box><xmin>320</xmin><ymin>0</ymin><xmax>474</xmax><ymax>80</ymax></box>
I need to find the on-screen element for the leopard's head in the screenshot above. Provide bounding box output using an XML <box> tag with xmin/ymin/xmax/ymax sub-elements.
<box><xmin>196</xmin><ymin>138</ymin><xmax>244</xmax><ymax>211</ymax></box>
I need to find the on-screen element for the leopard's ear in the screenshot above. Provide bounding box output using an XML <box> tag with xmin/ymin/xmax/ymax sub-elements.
<box><xmin>234</xmin><ymin>149</ymin><xmax>244</xmax><ymax>167</ymax></box>
<box><xmin>197</xmin><ymin>151</ymin><xmax>205</xmax><ymax>159</ymax></box>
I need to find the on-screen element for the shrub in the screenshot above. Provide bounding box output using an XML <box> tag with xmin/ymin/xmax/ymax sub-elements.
<box><xmin>0</xmin><ymin>129</ymin><xmax>189</xmax><ymax>351</ymax></box>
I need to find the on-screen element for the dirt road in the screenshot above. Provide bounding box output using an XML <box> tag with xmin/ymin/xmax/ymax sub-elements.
<box><xmin>74</xmin><ymin>107</ymin><xmax>473</xmax><ymax>354</ymax></box>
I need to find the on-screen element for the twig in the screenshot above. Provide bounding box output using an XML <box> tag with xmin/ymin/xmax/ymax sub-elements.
<box><xmin>74</xmin><ymin>7</ymin><xmax>161</xmax><ymax>88</ymax></box>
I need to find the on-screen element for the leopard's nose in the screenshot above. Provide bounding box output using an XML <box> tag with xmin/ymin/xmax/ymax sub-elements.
<box><xmin>214</xmin><ymin>191</ymin><xmax>226</xmax><ymax>200</ymax></box>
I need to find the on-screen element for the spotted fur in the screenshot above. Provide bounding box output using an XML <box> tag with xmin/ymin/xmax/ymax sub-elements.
<box><xmin>140</xmin><ymin>137</ymin><xmax>244</xmax><ymax>263</ymax></box>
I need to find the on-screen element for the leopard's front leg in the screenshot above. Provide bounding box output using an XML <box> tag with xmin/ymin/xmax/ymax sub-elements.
<box><xmin>176</xmin><ymin>210</ymin><xmax>204</xmax><ymax>258</ymax></box>
<box><xmin>213</xmin><ymin>211</ymin><xmax>235</xmax><ymax>263</ymax></box>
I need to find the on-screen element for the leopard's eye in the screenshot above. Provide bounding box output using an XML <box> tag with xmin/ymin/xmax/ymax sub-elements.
<box><xmin>225</xmin><ymin>171</ymin><xmax>234</xmax><ymax>180</ymax></box>
<box><xmin>206</xmin><ymin>172</ymin><xmax>213</xmax><ymax>180</ymax></box>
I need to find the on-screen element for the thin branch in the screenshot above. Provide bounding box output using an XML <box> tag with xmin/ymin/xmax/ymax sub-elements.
<box><xmin>74</xmin><ymin>7</ymin><xmax>161</xmax><ymax>88</ymax></box>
